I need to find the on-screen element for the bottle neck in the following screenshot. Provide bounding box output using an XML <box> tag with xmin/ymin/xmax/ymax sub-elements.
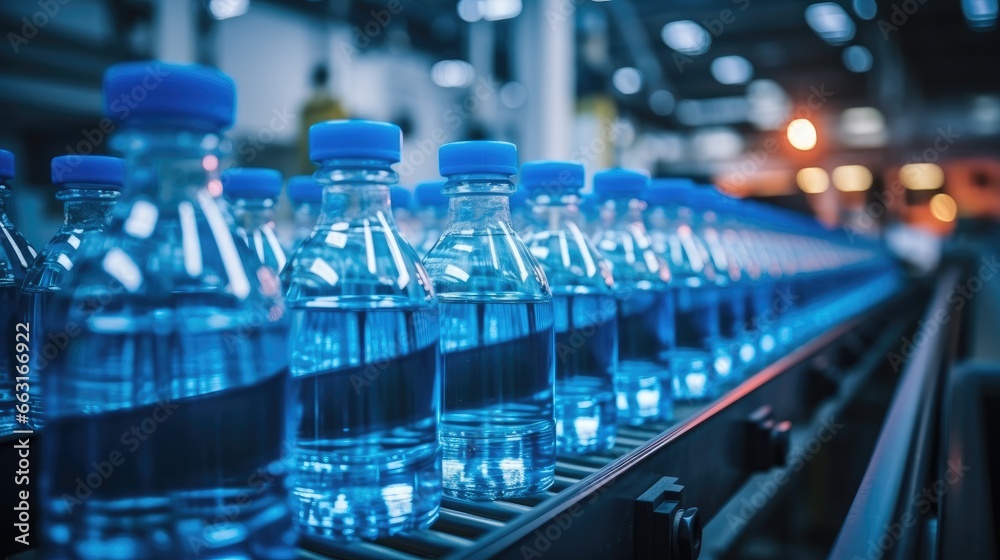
<box><xmin>0</xmin><ymin>185</ymin><xmax>12</xmax><ymax>226</ymax></box>
<box><xmin>604</xmin><ymin>197</ymin><xmax>649</xmax><ymax>233</ymax></box>
<box><xmin>232</xmin><ymin>198</ymin><xmax>277</xmax><ymax>230</ymax></box>
<box><xmin>58</xmin><ymin>188</ymin><xmax>119</xmax><ymax>230</ymax></box>
<box><xmin>442</xmin><ymin>174</ymin><xmax>515</xmax><ymax>229</ymax></box>
<box><xmin>112</xmin><ymin>128</ymin><xmax>227</xmax><ymax>205</ymax></box>
<box><xmin>314</xmin><ymin>159</ymin><xmax>398</xmax><ymax>227</ymax></box>
<box><xmin>530</xmin><ymin>191</ymin><xmax>585</xmax><ymax>231</ymax></box>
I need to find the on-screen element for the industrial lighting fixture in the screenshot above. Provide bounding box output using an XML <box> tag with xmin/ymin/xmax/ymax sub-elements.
<box><xmin>208</xmin><ymin>0</ymin><xmax>249</xmax><ymax>20</ymax></box>
<box><xmin>852</xmin><ymin>0</ymin><xmax>877</xmax><ymax>20</ymax></box>
<box><xmin>796</xmin><ymin>167</ymin><xmax>830</xmax><ymax>194</ymax></box>
<box><xmin>899</xmin><ymin>163</ymin><xmax>945</xmax><ymax>190</ymax></box>
<box><xmin>805</xmin><ymin>3</ymin><xmax>856</xmax><ymax>44</ymax></box>
<box><xmin>612</xmin><ymin>67</ymin><xmax>643</xmax><ymax>95</ymax></box>
<box><xmin>480</xmin><ymin>0</ymin><xmax>522</xmax><ymax>21</ymax></box>
<box><xmin>661</xmin><ymin>20</ymin><xmax>712</xmax><ymax>55</ymax></box>
<box><xmin>431</xmin><ymin>60</ymin><xmax>476</xmax><ymax>88</ymax></box>
<box><xmin>649</xmin><ymin>90</ymin><xmax>676</xmax><ymax>116</ymax></box>
<box><xmin>747</xmin><ymin>79</ymin><xmax>791</xmax><ymax>130</ymax></box>
<box><xmin>930</xmin><ymin>193</ymin><xmax>958</xmax><ymax>222</ymax></box>
<box><xmin>710</xmin><ymin>56</ymin><xmax>754</xmax><ymax>85</ymax></box>
<box><xmin>458</xmin><ymin>0</ymin><xmax>523</xmax><ymax>23</ymax></box>
<box><xmin>500</xmin><ymin>82</ymin><xmax>528</xmax><ymax>108</ymax></box>
<box><xmin>457</xmin><ymin>0</ymin><xmax>481</xmax><ymax>22</ymax></box>
<box><xmin>840</xmin><ymin>106</ymin><xmax>887</xmax><ymax>147</ymax></box>
<box><xmin>962</xmin><ymin>0</ymin><xmax>999</xmax><ymax>30</ymax></box>
<box><xmin>843</xmin><ymin>45</ymin><xmax>873</xmax><ymax>73</ymax></box>
<box><xmin>832</xmin><ymin>165</ymin><xmax>873</xmax><ymax>192</ymax></box>
<box><xmin>786</xmin><ymin>118</ymin><xmax>818</xmax><ymax>151</ymax></box>
<box><xmin>691</xmin><ymin>128</ymin><xmax>744</xmax><ymax>160</ymax></box>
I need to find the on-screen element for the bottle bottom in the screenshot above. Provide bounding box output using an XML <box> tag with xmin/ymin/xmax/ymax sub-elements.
<box><xmin>290</xmin><ymin>441</ymin><xmax>441</xmax><ymax>541</ymax></box>
<box><xmin>440</xmin><ymin>414</ymin><xmax>556</xmax><ymax>501</ymax></box>
<box><xmin>555</xmin><ymin>379</ymin><xmax>616</xmax><ymax>455</ymax></box>
<box><xmin>666</xmin><ymin>348</ymin><xmax>718</xmax><ymax>403</ymax></box>
<box><xmin>615</xmin><ymin>361</ymin><xmax>672</xmax><ymax>424</ymax></box>
<box><xmin>43</xmin><ymin>481</ymin><xmax>295</xmax><ymax>560</ymax></box>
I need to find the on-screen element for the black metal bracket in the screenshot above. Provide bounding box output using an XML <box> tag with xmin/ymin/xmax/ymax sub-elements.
<box><xmin>743</xmin><ymin>405</ymin><xmax>791</xmax><ymax>471</ymax></box>
<box><xmin>635</xmin><ymin>477</ymin><xmax>702</xmax><ymax>560</ymax></box>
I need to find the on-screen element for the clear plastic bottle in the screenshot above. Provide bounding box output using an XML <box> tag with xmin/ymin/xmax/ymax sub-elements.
<box><xmin>282</xmin><ymin>120</ymin><xmax>441</xmax><ymax>540</ymax></box>
<box><xmin>20</xmin><ymin>156</ymin><xmax>123</xmax><ymax>432</ymax></box>
<box><xmin>223</xmin><ymin>167</ymin><xmax>287</xmax><ymax>273</ymax></box>
<box><xmin>591</xmin><ymin>168</ymin><xmax>672</xmax><ymax>424</ymax></box>
<box><xmin>0</xmin><ymin>149</ymin><xmax>38</xmax><ymax>438</ymax></box>
<box><xmin>286</xmin><ymin>175</ymin><xmax>322</xmax><ymax>254</ymax></box>
<box><xmin>40</xmin><ymin>61</ymin><xmax>294</xmax><ymax>559</ymax></box>
<box><xmin>509</xmin><ymin>184</ymin><xmax>531</xmax><ymax>233</ymax></box>
<box><xmin>412</xmin><ymin>179</ymin><xmax>447</xmax><ymax>258</ymax></box>
<box><xmin>422</xmin><ymin>141</ymin><xmax>556</xmax><ymax>500</ymax></box>
<box><xmin>642</xmin><ymin>179</ymin><xmax>723</xmax><ymax>400</ymax></box>
<box><xmin>520</xmin><ymin>161</ymin><xmax>617</xmax><ymax>455</ymax></box>
<box><xmin>689</xmin><ymin>186</ymin><xmax>757</xmax><ymax>376</ymax></box>
<box><xmin>390</xmin><ymin>185</ymin><xmax>419</xmax><ymax>244</ymax></box>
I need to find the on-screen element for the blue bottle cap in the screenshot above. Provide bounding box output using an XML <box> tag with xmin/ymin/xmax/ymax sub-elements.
<box><xmin>592</xmin><ymin>168</ymin><xmax>650</xmax><ymax>201</ymax></box>
<box><xmin>51</xmin><ymin>155</ymin><xmax>125</xmax><ymax>188</ymax></box>
<box><xmin>688</xmin><ymin>184</ymin><xmax>735</xmax><ymax>210</ymax></box>
<box><xmin>390</xmin><ymin>186</ymin><xmax>412</xmax><ymax>210</ymax></box>
<box><xmin>287</xmin><ymin>175</ymin><xmax>323</xmax><ymax>205</ymax></box>
<box><xmin>509</xmin><ymin>186</ymin><xmax>529</xmax><ymax>208</ymax></box>
<box><xmin>309</xmin><ymin>120</ymin><xmax>402</xmax><ymax>163</ymax></box>
<box><xmin>439</xmin><ymin>141</ymin><xmax>517</xmax><ymax>177</ymax></box>
<box><xmin>0</xmin><ymin>149</ymin><xmax>14</xmax><ymax>181</ymax></box>
<box><xmin>103</xmin><ymin>61</ymin><xmax>236</xmax><ymax>131</ymax></box>
<box><xmin>221</xmin><ymin>167</ymin><xmax>283</xmax><ymax>200</ymax></box>
<box><xmin>641</xmin><ymin>178</ymin><xmax>697</xmax><ymax>207</ymax></box>
<box><xmin>520</xmin><ymin>161</ymin><xmax>585</xmax><ymax>194</ymax></box>
<box><xmin>414</xmin><ymin>180</ymin><xmax>448</xmax><ymax>208</ymax></box>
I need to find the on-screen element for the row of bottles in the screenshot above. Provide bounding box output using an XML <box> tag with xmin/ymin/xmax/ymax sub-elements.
<box><xmin>0</xmin><ymin>61</ymin><xmax>898</xmax><ymax>557</ymax></box>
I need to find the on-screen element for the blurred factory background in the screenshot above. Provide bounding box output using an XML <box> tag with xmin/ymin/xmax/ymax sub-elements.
<box><xmin>1</xmin><ymin>0</ymin><xmax>998</xmax><ymax>266</ymax></box>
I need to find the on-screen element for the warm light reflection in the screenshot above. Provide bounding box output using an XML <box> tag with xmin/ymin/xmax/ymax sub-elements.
<box><xmin>202</xmin><ymin>154</ymin><xmax>219</xmax><ymax>171</ymax></box>
<box><xmin>930</xmin><ymin>193</ymin><xmax>958</xmax><ymax>222</ymax></box>
<box><xmin>207</xmin><ymin>179</ymin><xmax>223</xmax><ymax>197</ymax></box>
<box><xmin>832</xmin><ymin>165</ymin><xmax>873</xmax><ymax>192</ymax></box>
<box><xmin>796</xmin><ymin>167</ymin><xmax>830</xmax><ymax>193</ymax></box>
<box><xmin>900</xmin><ymin>163</ymin><xmax>945</xmax><ymax>190</ymax></box>
<box><xmin>787</xmin><ymin>118</ymin><xmax>818</xmax><ymax>150</ymax></box>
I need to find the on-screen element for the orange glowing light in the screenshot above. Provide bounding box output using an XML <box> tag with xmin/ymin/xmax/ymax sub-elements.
<box><xmin>786</xmin><ymin>118</ymin><xmax>818</xmax><ymax>151</ymax></box>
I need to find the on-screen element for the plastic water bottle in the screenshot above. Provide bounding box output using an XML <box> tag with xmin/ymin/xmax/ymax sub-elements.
<box><xmin>591</xmin><ymin>168</ymin><xmax>672</xmax><ymax>424</ymax></box>
<box><xmin>0</xmin><ymin>149</ymin><xmax>38</xmax><ymax>438</ymax></box>
<box><xmin>223</xmin><ymin>167</ymin><xmax>287</xmax><ymax>273</ymax></box>
<box><xmin>20</xmin><ymin>156</ymin><xmax>123</xmax><ymax>432</ymax></box>
<box><xmin>509</xmin><ymin>184</ymin><xmax>531</xmax><ymax>232</ymax></box>
<box><xmin>286</xmin><ymin>174</ymin><xmax>322</xmax><ymax>253</ymax></box>
<box><xmin>412</xmin><ymin>179</ymin><xmax>447</xmax><ymax>258</ymax></box>
<box><xmin>390</xmin><ymin>185</ymin><xmax>419</xmax><ymax>244</ymax></box>
<box><xmin>520</xmin><ymin>161</ymin><xmax>617</xmax><ymax>455</ymax></box>
<box><xmin>283</xmin><ymin>120</ymin><xmax>441</xmax><ymax>540</ymax></box>
<box><xmin>422</xmin><ymin>141</ymin><xmax>555</xmax><ymax>500</ymax></box>
<box><xmin>689</xmin><ymin>186</ymin><xmax>757</xmax><ymax>375</ymax></box>
<box><xmin>40</xmin><ymin>61</ymin><xmax>294</xmax><ymax>559</ymax></box>
<box><xmin>738</xmin><ymin>205</ymin><xmax>784</xmax><ymax>359</ymax></box>
<box><xmin>642</xmin><ymin>179</ymin><xmax>722</xmax><ymax>400</ymax></box>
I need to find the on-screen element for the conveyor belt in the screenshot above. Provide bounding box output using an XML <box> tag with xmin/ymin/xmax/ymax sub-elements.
<box><xmin>299</xmin><ymin>420</ymin><xmax>673</xmax><ymax>559</ymax></box>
